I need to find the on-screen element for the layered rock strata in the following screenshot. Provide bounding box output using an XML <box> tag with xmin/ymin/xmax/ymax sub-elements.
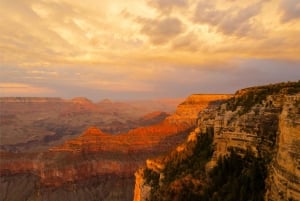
<box><xmin>266</xmin><ymin>95</ymin><xmax>300</xmax><ymax>201</ymax></box>
<box><xmin>0</xmin><ymin>97</ymin><xmax>181</xmax><ymax>152</ymax></box>
<box><xmin>134</xmin><ymin>82</ymin><xmax>300</xmax><ymax>201</ymax></box>
<box><xmin>0</xmin><ymin>94</ymin><xmax>230</xmax><ymax>201</ymax></box>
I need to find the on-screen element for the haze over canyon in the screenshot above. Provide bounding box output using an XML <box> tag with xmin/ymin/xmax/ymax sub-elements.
<box><xmin>1</xmin><ymin>0</ymin><xmax>300</xmax><ymax>200</ymax></box>
<box><xmin>0</xmin><ymin>93</ymin><xmax>230</xmax><ymax>200</ymax></box>
<box><xmin>1</xmin><ymin>81</ymin><xmax>300</xmax><ymax>201</ymax></box>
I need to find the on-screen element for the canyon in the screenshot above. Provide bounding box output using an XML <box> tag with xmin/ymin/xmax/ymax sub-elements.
<box><xmin>0</xmin><ymin>97</ymin><xmax>181</xmax><ymax>152</ymax></box>
<box><xmin>0</xmin><ymin>94</ymin><xmax>230</xmax><ymax>201</ymax></box>
<box><xmin>134</xmin><ymin>81</ymin><xmax>300</xmax><ymax>201</ymax></box>
<box><xmin>2</xmin><ymin>81</ymin><xmax>299</xmax><ymax>201</ymax></box>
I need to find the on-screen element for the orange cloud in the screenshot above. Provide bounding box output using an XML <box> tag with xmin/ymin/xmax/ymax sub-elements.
<box><xmin>147</xmin><ymin>0</ymin><xmax>188</xmax><ymax>13</ymax></box>
<box><xmin>0</xmin><ymin>0</ymin><xmax>300</xmax><ymax>100</ymax></box>
<box><xmin>0</xmin><ymin>83</ymin><xmax>55</xmax><ymax>96</ymax></box>
<box><xmin>0</xmin><ymin>0</ymin><xmax>299</xmax><ymax>69</ymax></box>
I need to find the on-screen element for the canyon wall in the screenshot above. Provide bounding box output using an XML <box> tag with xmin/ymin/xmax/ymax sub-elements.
<box><xmin>266</xmin><ymin>95</ymin><xmax>300</xmax><ymax>200</ymax></box>
<box><xmin>133</xmin><ymin>169</ymin><xmax>151</xmax><ymax>201</ymax></box>
<box><xmin>0</xmin><ymin>94</ymin><xmax>229</xmax><ymax>201</ymax></box>
<box><xmin>166</xmin><ymin>94</ymin><xmax>231</xmax><ymax>125</ymax></box>
<box><xmin>134</xmin><ymin>82</ymin><xmax>300</xmax><ymax>201</ymax></box>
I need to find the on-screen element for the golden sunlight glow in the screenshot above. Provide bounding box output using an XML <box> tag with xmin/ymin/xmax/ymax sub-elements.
<box><xmin>0</xmin><ymin>0</ymin><xmax>299</xmax><ymax>99</ymax></box>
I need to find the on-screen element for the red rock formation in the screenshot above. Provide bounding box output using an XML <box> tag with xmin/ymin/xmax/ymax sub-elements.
<box><xmin>138</xmin><ymin>111</ymin><xmax>170</xmax><ymax>126</ymax></box>
<box><xmin>0</xmin><ymin>97</ymin><xmax>184</xmax><ymax>150</ymax></box>
<box><xmin>0</xmin><ymin>94</ymin><xmax>231</xmax><ymax>190</ymax></box>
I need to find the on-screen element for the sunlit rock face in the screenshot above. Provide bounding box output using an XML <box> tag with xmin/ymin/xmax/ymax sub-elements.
<box><xmin>134</xmin><ymin>82</ymin><xmax>300</xmax><ymax>201</ymax></box>
<box><xmin>133</xmin><ymin>169</ymin><xmax>151</xmax><ymax>201</ymax></box>
<box><xmin>266</xmin><ymin>95</ymin><xmax>300</xmax><ymax>201</ymax></box>
<box><xmin>49</xmin><ymin>94</ymin><xmax>231</xmax><ymax>154</ymax></box>
<box><xmin>197</xmin><ymin>90</ymin><xmax>297</xmax><ymax>170</ymax></box>
<box><xmin>0</xmin><ymin>94</ymin><xmax>230</xmax><ymax>201</ymax></box>
<box><xmin>204</xmin><ymin>94</ymin><xmax>300</xmax><ymax>201</ymax></box>
<box><xmin>198</xmin><ymin>90</ymin><xmax>300</xmax><ymax>201</ymax></box>
<box><xmin>166</xmin><ymin>94</ymin><xmax>232</xmax><ymax>125</ymax></box>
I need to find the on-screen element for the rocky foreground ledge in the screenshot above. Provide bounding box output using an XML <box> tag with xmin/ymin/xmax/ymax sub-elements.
<box><xmin>134</xmin><ymin>81</ymin><xmax>300</xmax><ymax>201</ymax></box>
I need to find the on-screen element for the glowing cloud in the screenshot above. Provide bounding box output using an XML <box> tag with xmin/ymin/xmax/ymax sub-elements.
<box><xmin>0</xmin><ymin>83</ymin><xmax>55</xmax><ymax>96</ymax></box>
<box><xmin>0</xmin><ymin>0</ymin><xmax>299</xmax><ymax>99</ymax></box>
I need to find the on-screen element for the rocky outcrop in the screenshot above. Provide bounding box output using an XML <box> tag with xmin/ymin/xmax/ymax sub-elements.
<box><xmin>133</xmin><ymin>169</ymin><xmax>151</xmax><ymax>201</ymax></box>
<box><xmin>166</xmin><ymin>94</ymin><xmax>232</xmax><ymax>125</ymax></box>
<box><xmin>134</xmin><ymin>81</ymin><xmax>300</xmax><ymax>201</ymax></box>
<box><xmin>266</xmin><ymin>95</ymin><xmax>300</xmax><ymax>201</ymax></box>
<box><xmin>133</xmin><ymin>124</ymin><xmax>210</xmax><ymax>201</ymax></box>
<box><xmin>132</xmin><ymin>95</ymin><xmax>227</xmax><ymax>201</ymax></box>
<box><xmin>195</xmin><ymin>90</ymin><xmax>295</xmax><ymax>170</ymax></box>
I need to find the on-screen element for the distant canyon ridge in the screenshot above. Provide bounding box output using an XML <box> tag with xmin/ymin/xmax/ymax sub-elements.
<box><xmin>0</xmin><ymin>97</ymin><xmax>183</xmax><ymax>152</ymax></box>
<box><xmin>0</xmin><ymin>94</ymin><xmax>231</xmax><ymax>201</ymax></box>
<box><xmin>1</xmin><ymin>82</ymin><xmax>299</xmax><ymax>201</ymax></box>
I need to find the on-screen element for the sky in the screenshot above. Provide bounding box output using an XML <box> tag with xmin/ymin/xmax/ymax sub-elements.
<box><xmin>0</xmin><ymin>0</ymin><xmax>300</xmax><ymax>100</ymax></box>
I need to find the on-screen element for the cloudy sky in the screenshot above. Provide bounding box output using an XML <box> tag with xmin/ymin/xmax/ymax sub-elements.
<box><xmin>0</xmin><ymin>0</ymin><xmax>300</xmax><ymax>100</ymax></box>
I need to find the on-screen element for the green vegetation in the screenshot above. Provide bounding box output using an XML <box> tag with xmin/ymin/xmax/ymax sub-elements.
<box><xmin>163</xmin><ymin>133</ymin><xmax>213</xmax><ymax>184</ymax></box>
<box><xmin>144</xmin><ymin>132</ymin><xmax>214</xmax><ymax>201</ymax></box>
<box><xmin>144</xmin><ymin>168</ymin><xmax>160</xmax><ymax>187</ymax></box>
<box><xmin>144</xmin><ymin>133</ymin><xmax>267</xmax><ymax>201</ymax></box>
<box><xmin>143</xmin><ymin>81</ymin><xmax>299</xmax><ymax>201</ymax></box>
<box><xmin>202</xmin><ymin>150</ymin><xmax>267</xmax><ymax>201</ymax></box>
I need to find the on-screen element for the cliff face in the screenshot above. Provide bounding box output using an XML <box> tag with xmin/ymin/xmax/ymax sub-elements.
<box><xmin>134</xmin><ymin>81</ymin><xmax>300</xmax><ymax>201</ymax></box>
<box><xmin>166</xmin><ymin>94</ymin><xmax>232</xmax><ymax>125</ymax></box>
<box><xmin>0</xmin><ymin>94</ymin><xmax>230</xmax><ymax>201</ymax></box>
<box><xmin>266</xmin><ymin>95</ymin><xmax>300</xmax><ymax>200</ymax></box>
<box><xmin>133</xmin><ymin>169</ymin><xmax>151</xmax><ymax>201</ymax></box>
<box><xmin>133</xmin><ymin>94</ymin><xmax>225</xmax><ymax>201</ymax></box>
<box><xmin>207</xmin><ymin>93</ymin><xmax>300</xmax><ymax>200</ymax></box>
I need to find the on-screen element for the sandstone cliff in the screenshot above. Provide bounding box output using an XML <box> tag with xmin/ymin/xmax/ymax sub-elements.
<box><xmin>134</xmin><ymin>81</ymin><xmax>300</xmax><ymax>201</ymax></box>
<box><xmin>133</xmin><ymin>169</ymin><xmax>151</xmax><ymax>201</ymax></box>
<box><xmin>266</xmin><ymin>95</ymin><xmax>300</xmax><ymax>200</ymax></box>
<box><xmin>166</xmin><ymin>94</ymin><xmax>231</xmax><ymax>125</ymax></box>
